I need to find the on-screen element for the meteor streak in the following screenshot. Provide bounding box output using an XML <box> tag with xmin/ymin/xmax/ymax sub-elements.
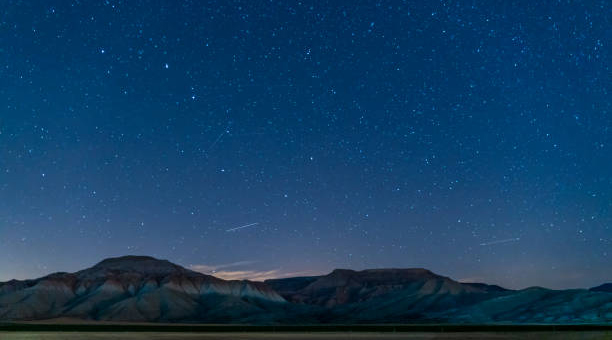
<box><xmin>479</xmin><ymin>237</ymin><xmax>521</xmax><ymax>246</ymax></box>
<box><xmin>226</xmin><ymin>222</ymin><xmax>260</xmax><ymax>232</ymax></box>
<box><xmin>208</xmin><ymin>131</ymin><xmax>226</xmax><ymax>150</ymax></box>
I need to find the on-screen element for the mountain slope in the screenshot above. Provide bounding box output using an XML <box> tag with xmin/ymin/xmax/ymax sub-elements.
<box><xmin>590</xmin><ymin>283</ymin><xmax>612</xmax><ymax>293</ymax></box>
<box><xmin>445</xmin><ymin>287</ymin><xmax>612</xmax><ymax>323</ymax></box>
<box><xmin>266</xmin><ymin>269</ymin><xmax>612</xmax><ymax>324</ymax></box>
<box><xmin>0</xmin><ymin>256</ymin><xmax>286</xmax><ymax>322</ymax></box>
<box><xmin>2</xmin><ymin>257</ymin><xmax>612</xmax><ymax>324</ymax></box>
<box><xmin>267</xmin><ymin>268</ymin><xmax>514</xmax><ymax>323</ymax></box>
<box><xmin>266</xmin><ymin>268</ymin><xmax>507</xmax><ymax>307</ymax></box>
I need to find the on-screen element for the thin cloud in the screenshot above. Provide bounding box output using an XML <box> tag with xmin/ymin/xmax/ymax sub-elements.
<box><xmin>190</xmin><ymin>260</ymin><xmax>257</xmax><ymax>273</ymax></box>
<box><xmin>189</xmin><ymin>262</ymin><xmax>321</xmax><ymax>281</ymax></box>
<box><xmin>458</xmin><ymin>277</ymin><xmax>487</xmax><ymax>283</ymax></box>
<box><xmin>210</xmin><ymin>270</ymin><xmax>282</xmax><ymax>281</ymax></box>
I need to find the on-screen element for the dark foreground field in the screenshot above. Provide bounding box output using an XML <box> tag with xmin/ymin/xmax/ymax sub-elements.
<box><xmin>1</xmin><ymin>324</ymin><xmax>612</xmax><ymax>339</ymax></box>
<box><xmin>1</xmin><ymin>331</ymin><xmax>612</xmax><ymax>340</ymax></box>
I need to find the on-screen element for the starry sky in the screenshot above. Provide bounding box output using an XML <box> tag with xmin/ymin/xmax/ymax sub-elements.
<box><xmin>0</xmin><ymin>0</ymin><xmax>610</xmax><ymax>290</ymax></box>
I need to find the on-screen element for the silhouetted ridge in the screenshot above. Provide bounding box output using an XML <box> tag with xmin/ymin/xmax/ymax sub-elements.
<box><xmin>1</xmin><ymin>257</ymin><xmax>612</xmax><ymax>323</ymax></box>
<box><xmin>462</xmin><ymin>282</ymin><xmax>510</xmax><ymax>292</ymax></box>
<box><xmin>0</xmin><ymin>255</ymin><xmax>285</xmax><ymax>322</ymax></box>
<box><xmin>80</xmin><ymin>255</ymin><xmax>191</xmax><ymax>278</ymax></box>
<box><xmin>265</xmin><ymin>276</ymin><xmax>320</xmax><ymax>296</ymax></box>
<box><xmin>590</xmin><ymin>283</ymin><xmax>612</xmax><ymax>293</ymax></box>
<box><xmin>266</xmin><ymin>268</ymin><xmax>487</xmax><ymax>308</ymax></box>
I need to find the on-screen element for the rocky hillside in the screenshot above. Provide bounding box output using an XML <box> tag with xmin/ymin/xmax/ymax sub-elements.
<box><xmin>267</xmin><ymin>268</ymin><xmax>512</xmax><ymax>323</ymax></box>
<box><xmin>1</xmin><ymin>256</ymin><xmax>611</xmax><ymax>324</ymax></box>
<box><xmin>0</xmin><ymin>256</ymin><xmax>287</xmax><ymax>322</ymax></box>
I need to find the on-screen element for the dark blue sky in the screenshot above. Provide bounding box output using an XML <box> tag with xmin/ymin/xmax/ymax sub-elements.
<box><xmin>0</xmin><ymin>0</ymin><xmax>609</xmax><ymax>289</ymax></box>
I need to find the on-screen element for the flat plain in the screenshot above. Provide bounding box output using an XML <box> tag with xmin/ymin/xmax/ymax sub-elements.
<box><xmin>1</xmin><ymin>332</ymin><xmax>612</xmax><ymax>340</ymax></box>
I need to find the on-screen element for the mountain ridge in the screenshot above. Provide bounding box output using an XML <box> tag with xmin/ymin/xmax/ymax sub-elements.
<box><xmin>1</xmin><ymin>255</ymin><xmax>611</xmax><ymax>324</ymax></box>
<box><xmin>0</xmin><ymin>256</ymin><xmax>287</xmax><ymax>323</ymax></box>
<box><xmin>590</xmin><ymin>283</ymin><xmax>612</xmax><ymax>293</ymax></box>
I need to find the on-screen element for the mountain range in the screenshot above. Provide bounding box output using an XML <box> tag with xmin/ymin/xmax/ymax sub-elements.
<box><xmin>1</xmin><ymin>255</ymin><xmax>611</xmax><ymax>324</ymax></box>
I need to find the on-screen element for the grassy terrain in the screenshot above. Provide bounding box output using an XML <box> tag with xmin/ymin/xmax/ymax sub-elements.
<box><xmin>1</xmin><ymin>331</ymin><xmax>612</xmax><ymax>339</ymax></box>
<box><xmin>1</xmin><ymin>323</ymin><xmax>612</xmax><ymax>339</ymax></box>
<box><xmin>2</xmin><ymin>323</ymin><xmax>612</xmax><ymax>332</ymax></box>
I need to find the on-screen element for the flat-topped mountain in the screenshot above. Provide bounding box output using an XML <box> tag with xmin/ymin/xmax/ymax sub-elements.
<box><xmin>0</xmin><ymin>256</ymin><xmax>285</xmax><ymax>322</ymax></box>
<box><xmin>78</xmin><ymin>256</ymin><xmax>191</xmax><ymax>277</ymax></box>
<box><xmin>1</xmin><ymin>256</ymin><xmax>611</xmax><ymax>324</ymax></box>
<box><xmin>266</xmin><ymin>268</ymin><xmax>508</xmax><ymax>307</ymax></box>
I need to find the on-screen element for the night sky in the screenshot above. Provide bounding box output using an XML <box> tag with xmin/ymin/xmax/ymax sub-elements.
<box><xmin>1</xmin><ymin>0</ymin><xmax>610</xmax><ymax>290</ymax></box>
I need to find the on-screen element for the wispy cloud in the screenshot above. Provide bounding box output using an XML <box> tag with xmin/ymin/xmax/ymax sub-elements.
<box><xmin>207</xmin><ymin>269</ymin><xmax>283</xmax><ymax>281</ymax></box>
<box><xmin>458</xmin><ymin>277</ymin><xmax>487</xmax><ymax>283</ymax></box>
<box><xmin>189</xmin><ymin>261</ymin><xmax>320</xmax><ymax>281</ymax></box>
<box><xmin>190</xmin><ymin>261</ymin><xmax>257</xmax><ymax>273</ymax></box>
